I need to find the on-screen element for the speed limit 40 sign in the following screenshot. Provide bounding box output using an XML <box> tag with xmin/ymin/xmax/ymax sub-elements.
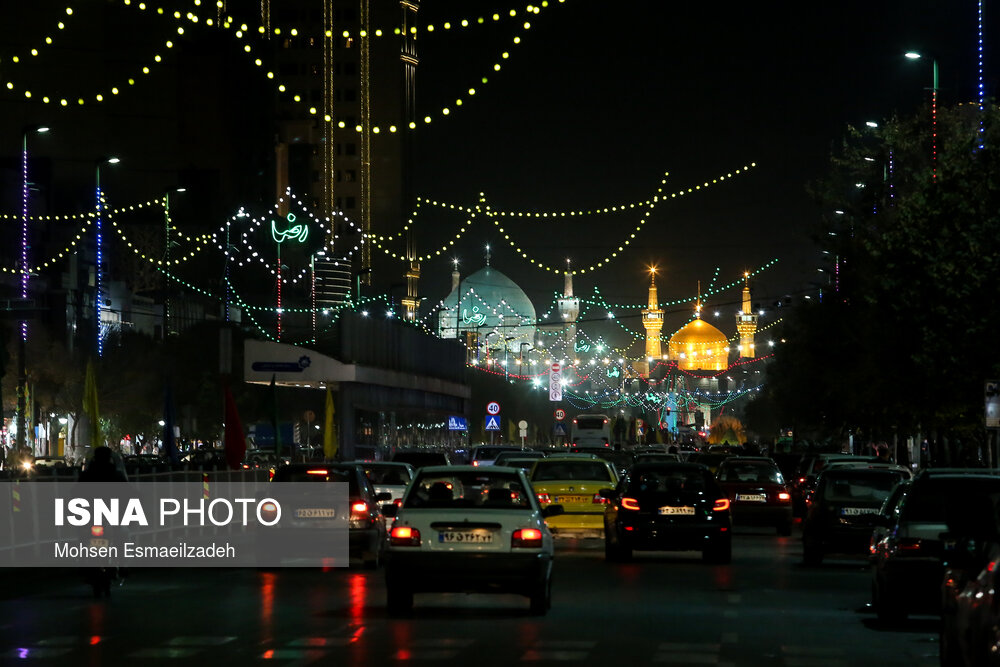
<box><xmin>554</xmin><ymin>408</ymin><xmax>566</xmax><ymax>421</ymax></box>
<box><xmin>486</xmin><ymin>401</ymin><xmax>501</xmax><ymax>415</ymax></box>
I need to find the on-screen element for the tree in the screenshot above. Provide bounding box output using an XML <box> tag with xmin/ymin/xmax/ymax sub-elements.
<box><xmin>775</xmin><ymin>102</ymin><xmax>1000</xmax><ymax>460</ymax></box>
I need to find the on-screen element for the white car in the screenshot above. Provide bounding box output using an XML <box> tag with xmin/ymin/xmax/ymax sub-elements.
<box><xmin>352</xmin><ymin>461</ymin><xmax>415</xmax><ymax>505</ymax></box>
<box><xmin>383</xmin><ymin>465</ymin><xmax>563</xmax><ymax>616</ymax></box>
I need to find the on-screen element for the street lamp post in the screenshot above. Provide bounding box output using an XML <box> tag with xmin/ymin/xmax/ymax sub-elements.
<box><xmin>162</xmin><ymin>188</ymin><xmax>185</xmax><ymax>337</ymax></box>
<box><xmin>95</xmin><ymin>157</ymin><xmax>120</xmax><ymax>357</ymax></box>
<box><xmin>905</xmin><ymin>51</ymin><xmax>939</xmax><ymax>181</ymax></box>
<box><xmin>16</xmin><ymin>125</ymin><xmax>50</xmax><ymax>455</ymax></box>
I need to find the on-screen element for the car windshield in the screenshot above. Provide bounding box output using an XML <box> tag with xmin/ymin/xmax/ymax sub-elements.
<box><xmin>822</xmin><ymin>471</ymin><xmax>905</xmax><ymax>503</ymax></box>
<box><xmin>404</xmin><ymin>471</ymin><xmax>531</xmax><ymax>510</ymax></box>
<box><xmin>531</xmin><ymin>461</ymin><xmax>613</xmax><ymax>482</ymax></box>
<box><xmin>719</xmin><ymin>462</ymin><xmax>783</xmax><ymax>484</ymax></box>
<box><xmin>363</xmin><ymin>465</ymin><xmax>411</xmax><ymax>485</ymax></box>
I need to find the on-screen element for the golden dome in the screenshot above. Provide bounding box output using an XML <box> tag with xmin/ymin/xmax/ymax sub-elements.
<box><xmin>668</xmin><ymin>318</ymin><xmax>729</xmax><ymax>371</ymax></box>
<box><xmin>669</xmin><ymin>318</ymin><xmax>727</xmax><ymax>346</ymax></box>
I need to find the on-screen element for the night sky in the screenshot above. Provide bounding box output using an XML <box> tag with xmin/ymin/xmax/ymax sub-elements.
<box><xmin>409</xmin><ymin>0</ymin><xmax>996</xmax><ymax>325</ymax></box>
<box><xmin>1</xmin><ymin>0</ymin><xmax>995</xmax><ymax>347</ymax></box>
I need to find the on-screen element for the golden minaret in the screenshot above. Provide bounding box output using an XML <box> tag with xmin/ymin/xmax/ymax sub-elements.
<box><xmin>641</xmin><ymin>268</ymin><xmax>664</xmax><ymax>376</ymax></box>
<box><xmin>735</xmin><ymin>272</ymin><xmax>757</xmax><ymax>358</ymax></box>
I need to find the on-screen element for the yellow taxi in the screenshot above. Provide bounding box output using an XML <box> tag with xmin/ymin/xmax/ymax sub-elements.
<box><xmin>528</xmin><ymin>456</ymin><xmax>618</xmax><ymax>537</ymax></box>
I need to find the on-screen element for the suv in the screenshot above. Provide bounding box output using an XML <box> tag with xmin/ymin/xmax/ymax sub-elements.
<box><xmin>791</xmin><ymin>454</ymin><xmax>881</xmax><ymax>516</ymax></box>
<box><xmin>469</xmin><ymin>445</ymin><xmax>525</xmax><ymax>467</ymax></box>
<box><xmin>870</xmin><ymin>468</ymin><xmax>1000</xmax><ymax>621</ymax></box>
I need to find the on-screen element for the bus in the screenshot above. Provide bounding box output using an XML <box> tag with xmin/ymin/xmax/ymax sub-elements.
<box><xmin>570</xmin><ymin>413</ymin><xmax>612</xmax><ymax>448</ymax></box>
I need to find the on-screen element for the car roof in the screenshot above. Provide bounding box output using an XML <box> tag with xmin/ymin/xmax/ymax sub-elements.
<box><xmin>413</xmin><ymin>464</ymin><xmax>525</xmax><ymax>475</ymax></box>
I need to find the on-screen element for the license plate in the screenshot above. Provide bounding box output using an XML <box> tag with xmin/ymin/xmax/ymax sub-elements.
<box><xmin>555</xmin><ymin>495</ymin><xmax>588</xmax><ymax>504</ymax></box>
<box><xmin>841</xmin><ymin>507</ymin><xmax>879</xmax><ymax>516</ymax></box>
<box><xmin>438</xmin><ymin>530</ymin><xmax>494</xmax><ymax>543</ymax></box>
<box><xmin>295</xmin><ymin>508</ymin><xmax>336</xmax><ymax>518</ymax></box>
<box><xmin>658</xmin><ymin>506</ymin><xmax>696</xmax><ymax>515</ymax></box>
<box><xmin>736</xmin><ymin>494</ymin><xmax>767</xmax><ymax>502</ymax></box>
<box><xmin>89</xmin><ymin>538</ymin><xmax>109</xmax><ymax>548</ymax></box>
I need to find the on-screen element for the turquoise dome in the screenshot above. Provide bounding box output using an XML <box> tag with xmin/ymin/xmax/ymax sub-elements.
<box><xmin>436</xmin><ymin>266</ymin><xmax>537</xmax><ymax>353</ymax></box>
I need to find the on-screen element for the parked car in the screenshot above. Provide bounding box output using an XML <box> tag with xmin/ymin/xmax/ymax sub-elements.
<box><xmin>715</xmin><ymin>457</ymin><xmax>793</xmax><ymax>535</ymax></box>
<box><xmin>601</xmin><ymin>462</ymin><xmax>733</xmax><ymax>563</ymax></box>
<box><xmin>871</xmin><ymin>469</ymin><xmax>1000</xmax><ymax>621</ymax></box>
<box><xmin>270</xmin><ymin>463</ymin><xmax>391</xmax><ymax>568</ymax></box>
<box><xmin>801</xmin><ymin>465</ymin><xmax>910</xmax><ymax>564</ymax></box>
<box><xmin>791</xmin><ymin>454</ymin><xmax>881</xmax><ymax>516</ymax></box>
<box><xmin>383</xmin><ymin>465</ymin><xmax>563</xmax><ymax>615</ymax></box>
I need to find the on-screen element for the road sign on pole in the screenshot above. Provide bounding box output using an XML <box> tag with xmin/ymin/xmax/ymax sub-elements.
<box><xmin>549</xmin><ymin>363</ymin><xmax>562</xmax><ymax>402</ymax></box>
<box><xmin>485</xmin><ymin>415</ymin><xmax>501</xmax><ymax>431</ymax></box>
<box><xmin>554</xmin><ymin>408</ymin><xmax>566</xmax><ymax>421</ymax></box>
<box><xmin>487</xmin><ymin>401</ymin><xmax>501</xmax><ymax>416</ymax></box>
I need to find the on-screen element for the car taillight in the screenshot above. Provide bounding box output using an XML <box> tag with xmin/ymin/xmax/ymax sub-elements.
<box><xmin>351</xmin><ymin>501</ymin><xmax>368</xmax><ymax>515</ymax></box>
<box><xmin>472</xmin><ymin>460</ymin><xmax>480</xmax><ymax>466</ymax></box>
<box><xmin>91</xmin><ymin>526</ymin><xmax>104</xmax><ymax>537</ymax></box>
<box><xmin>536</xmin><ymin>493</ymin><xmax>551</xmax><ymax>505</ymax></box>
<box><xmin>713</xmin><ymin>498</ymin><xmax>730</xmax><ymax>512</ymax></box>
<box><xmin>592</xmin><ymin>493</ymin><xmax>609</xmax><ymax>504</ymax></box>
<box><xmin>620</xmin><ymin>497</ymin><xmax>640</xmax><ymax>511</ymax></box>
<box><xmin>898</xmin><ymin>538</ymin><xmax>923</xmax><ymax>552</ymax></box>
<box><xmin>798</xmin><ymin>477</ymin><xmax>807</xmax><ymax>484</ymax></box>
<box><xmin>512</xmin><ymin>528</ymin><xmax>543</xmax><ymax>548</ymax></box>
<box><xmin>777</xmin><ymin>492</ymin><xmax>791</xmax><ymax>501</ymax></box>
<box><xmin>390</xmin><ymin>525</ymin><xmax>421</xmax><ymax>547</ymax></box>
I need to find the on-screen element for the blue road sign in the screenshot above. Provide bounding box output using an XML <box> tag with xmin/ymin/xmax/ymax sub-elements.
<box><xmin>553</xmin><ymin>422</ymin><xmax>568</xmax><ymax>436</ymax></box>
<box><xmin>448</xmin><ymin>416</ymin><xmax>468</xmax><ymax>431</ymax></box>
<box><xmin>485</xmin><ymin>415</ymin><xmax>501</xmax><ymax>431</ymax></box>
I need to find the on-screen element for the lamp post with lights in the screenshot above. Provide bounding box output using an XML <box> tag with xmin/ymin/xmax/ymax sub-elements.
<box><xmin>15</xmin><ymin>125</ymin><xmax>51</xmax><ymax>454</ymax></box>
<box><xmin>95</xmin><ymin>157</ymin><xmax>120</xmax><ymax>357</ymax></box>
<box><xmin>904</xmin><ymin>51</ymin><xmax>939</xmax><ymax>181</ymax></box>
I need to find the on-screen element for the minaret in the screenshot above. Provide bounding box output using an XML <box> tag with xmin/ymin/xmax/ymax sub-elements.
<box><xmin>735</xmin><ymin>272</ymin><xmax>757</xmax><ymax>358</ymax></box>
<box><xmin>557</xmin><ymin>260</ymin><xmax>580</xmax><ymax>348</ymax></box>
<box><xmin>640</xmin><ymin>268</ymin><xmax>664</xmax><ymax>376</ymax></box>
<box><xmin>399</xmin><ymin>0</ymin><xmax>421</xmax><ymax>320</ymax></box>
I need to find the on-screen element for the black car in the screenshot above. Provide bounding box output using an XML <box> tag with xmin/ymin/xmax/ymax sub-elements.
<box><xmin>871</xmin><ymin>469</ymin><xmax>1000</xmax><ymax>621</ymax></box>
<box><xmin>271</xmin><ymin>463</ymin><xmax>391</xmax><ymax>568</ymax></box>
<box><xmin>801</xmin><ymin>466</ymin><xmax>910</xmax><ymax>564</ymax></box>
<box><xmin>600</xmin><ymin>462</ymin><xmax>733</xmax><ymax>563</ymax></box>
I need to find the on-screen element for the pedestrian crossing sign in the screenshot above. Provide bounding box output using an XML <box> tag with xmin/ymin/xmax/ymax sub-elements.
<box><xmin>485</xmin><ymin>415</ymin><xmax>501</xmax><ymax>431</ymax></box>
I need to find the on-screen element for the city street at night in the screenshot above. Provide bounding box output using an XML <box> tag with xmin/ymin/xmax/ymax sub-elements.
<box><xmin>1</xmin><ymin>527</ymin><xmax>938</xmax><ymax>666</ymax></box>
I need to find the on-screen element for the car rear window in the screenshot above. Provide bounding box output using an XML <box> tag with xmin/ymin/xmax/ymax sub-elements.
<box><xmin>472</xmin><ymin>447</ymin><xmax>519</xmax><ymax>460</ymax></box>
<box><xmin>628</xmin><ymin>469</ymin><xmax>709</xmax><ymax>494</ymax></box>
<box><xmin>719</xmin><ymin>462</ymin><xmax>782</xmax><ymax>484</ymax></box>
<box><xmin>271</xmin><ymin>467</ymin><xmax>357</xmax><ymax>493</ymax></box>
<box><xmin>903</xmin><ymin>477</ymin><xmax>1000</xmax><ymax>522</ymax></box>
<box><xmin>821</xmin><ymin>472</ymin><xmax>902</xmax><ymax>503</ymax></box>
<box><xmin>531</xmin><ymin>461</ymin><xmax>613</xmax><ymax>482</ymax></box>
<box><xmin>392</xmin><ymin>452</ymin><xmax>449</xmax><ymax>468</ymax></box>
<box><xmin>576</xmin><ymin>417</ymin><xmax>607</xmax><ymax>429</ymax></box>
<box><xmin>363</xmin><ymin>465</ymin><xmax>411</xmax><ymax>485</ymax></box>
<box><xmin>405</xmin><ymin>471</ymin><xmax>531</xmax><ymax>509</ymax></box>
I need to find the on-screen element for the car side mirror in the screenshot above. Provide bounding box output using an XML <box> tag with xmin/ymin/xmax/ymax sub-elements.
<box><xmin>375</xmin><ymin>491</ymin><xmax>393</xmax><ymax>502</ymax></box>
<box><xmin>381</xmin><ymin>503</ymin><xmax>398</xmax><ymax>518</ymax></box>
<box><xmin>542</xmin><ymin>504</ymin><xmax>564</xmax><ymax>518</ymax></box>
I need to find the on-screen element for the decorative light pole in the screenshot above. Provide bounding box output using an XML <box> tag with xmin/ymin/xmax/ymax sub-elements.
<box><xmin>904</xmin><ymin>52</ymin><xmax>939</xmax><ymax>181</ymax></box>
<box><xmin>16</xmin><ymin>125</ymin><xmax>50</xmax><ymax>454</ymax></box>
<box><xmin>162</xmin><ymin>187</ymin><xmax>185</xmax><ymax>337</ymax></box>
<box><xmin>95</xmin><ymin>157</ymin><xmax>120</xmax><ymax>357</ymax></box>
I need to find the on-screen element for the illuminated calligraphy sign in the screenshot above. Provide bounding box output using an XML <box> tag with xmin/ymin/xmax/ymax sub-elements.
<box><xmin>574</xmin><ymin>340</ymin><xmax>591</xmax><ymax>353</ymax></box>
<box><xmin>271</xmin><ymin>212</ymin><xmax>309</xmax><ymax>244</ymax></box>
<box><xmin>462</xmin><ymin>306</ymin><xmax>487</xmax><ymax>327</ymax></box>
<box><xmin>607</xmin><ymin>366</ymin><xmax>620</xmax><ymax>378</ymax></box>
